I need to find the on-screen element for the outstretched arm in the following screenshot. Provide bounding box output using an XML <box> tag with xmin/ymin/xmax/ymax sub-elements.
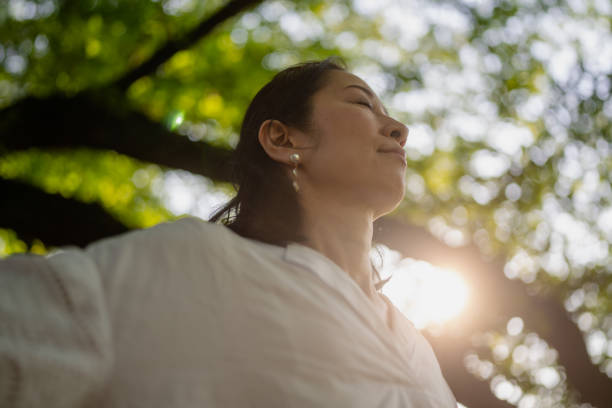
<box><xmin>0</xmin><ymin>250</ymin><xmax>113</xmax><ymax>408</ymax></box>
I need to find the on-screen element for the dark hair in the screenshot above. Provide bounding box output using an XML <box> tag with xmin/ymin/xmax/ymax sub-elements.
<box><xmin>209</xmin><ymin>58</ymin><xmax>346</xmax><ymax>245</ymax></box>
<box><xmin>209</xmin><ymin>57</ymin><xmax>391</xmax><ymax>290</ymax></box>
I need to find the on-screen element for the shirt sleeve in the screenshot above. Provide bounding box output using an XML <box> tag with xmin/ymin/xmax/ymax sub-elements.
<box><xmin>0</xmin><ymin>249</ymin><xmax>113</xmax><ymax>408</ymax></box>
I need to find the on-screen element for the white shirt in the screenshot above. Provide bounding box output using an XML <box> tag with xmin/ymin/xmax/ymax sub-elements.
<box><xmin>0</xmin><ymin>217</ymin><xmax>456</xmax><ymax>407</ymax></box>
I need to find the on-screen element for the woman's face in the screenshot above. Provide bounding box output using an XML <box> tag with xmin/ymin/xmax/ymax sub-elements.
<box><xmin>299</xmin><ymin>70</ymin><xmax>409</xmax><ymax>219</ymax></box>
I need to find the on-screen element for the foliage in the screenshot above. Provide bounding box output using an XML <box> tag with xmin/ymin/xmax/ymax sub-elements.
<box><xmin>0</xmin><ymin>148</ymin><xmax>172</xmax><ymax>228</ymax></box>
<box><xmin>1</xmin><ymin>0</ymin><xmax>610</xmax><ymax>407</ymax></box>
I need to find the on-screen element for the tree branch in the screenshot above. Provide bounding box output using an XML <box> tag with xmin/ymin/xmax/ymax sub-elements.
<box><xmin>114</xmin><ymin>0</ymin><xmax>263</xmax><ymax>91</ymax></box>
<box><xmin>0</xmin><ymin>94</ymin><xmax>233</xmax><ymax>182</ymax></box>
<box><xmin>0</xmin><ymin>178</ymin><xmax>128</xmax><ymax>247</ymax></box>
<box><xmin>374</xmin><ymin>217</ymin><xmax>612</xmax><ymax>408</ymax></box>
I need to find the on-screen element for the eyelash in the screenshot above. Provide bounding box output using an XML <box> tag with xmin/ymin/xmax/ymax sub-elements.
<box><xmin>356</xmin><ymin>100</ymin><xmax>373</xmax><ymax>109</ymax></box>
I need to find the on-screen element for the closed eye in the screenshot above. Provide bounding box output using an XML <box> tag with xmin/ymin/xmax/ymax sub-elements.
<box><xmin>356</xmin><ymin>100</ymin><xmax>373</xmax><ymax>109</ymax></box>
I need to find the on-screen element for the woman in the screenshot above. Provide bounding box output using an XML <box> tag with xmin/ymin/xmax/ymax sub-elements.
<box><xmin>0</xmin><ymin>59</ymin><xmax>456</xmax><ymax>407</ymax></box>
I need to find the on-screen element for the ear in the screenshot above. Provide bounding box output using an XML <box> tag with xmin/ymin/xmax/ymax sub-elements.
<box><xmin>257</xmin><ymin>119</ymin><xmax>301</xmax><ymax>166</ymax></box>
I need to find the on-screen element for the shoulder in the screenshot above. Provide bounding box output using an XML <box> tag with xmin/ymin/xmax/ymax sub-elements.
<box><xmin>86</xmin><ymin>217</ymin><xmax>225</xmax><ymax>257</ymax></box>
<box><xmin>84</xmin><ymin>218</ymin><xmax>233</xmax><ymax>287</ymax></box>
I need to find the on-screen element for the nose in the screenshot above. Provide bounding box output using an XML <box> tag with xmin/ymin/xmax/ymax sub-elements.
<box><xmin>384</xmin><ymin>119</ymin><xmax>409</xmax><ymax>148</ymax></box>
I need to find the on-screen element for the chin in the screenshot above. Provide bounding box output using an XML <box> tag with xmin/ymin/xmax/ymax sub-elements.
<box><xmin>372</xmin><ymin>183</ymin><xmax>406</xmax><ymax>219</ymax></box>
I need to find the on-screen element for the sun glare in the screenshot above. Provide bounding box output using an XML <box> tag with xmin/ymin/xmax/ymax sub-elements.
<box><xmin>378</xmin><ymin>249</ymin><xmax>470</xmax><ymax>329</ymax></box>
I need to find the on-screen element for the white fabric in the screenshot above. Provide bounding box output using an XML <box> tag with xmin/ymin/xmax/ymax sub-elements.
<box><xmin>0</xmin><ymin>217</ymin><xmax>456</xmax><ymax>407</ymax></box>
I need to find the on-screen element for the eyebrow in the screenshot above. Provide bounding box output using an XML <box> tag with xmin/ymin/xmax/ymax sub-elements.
<box><xmin>344</xmin><ymin>84</ymin><xmax>389</xmax><ymax>116</ymax></box>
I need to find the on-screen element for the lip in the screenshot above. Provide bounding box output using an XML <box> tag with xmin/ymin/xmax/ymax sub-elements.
<box><xmin>378</xmin><ymin>148</ymin><xmax>407</xmax><ymax>165</ymax></box>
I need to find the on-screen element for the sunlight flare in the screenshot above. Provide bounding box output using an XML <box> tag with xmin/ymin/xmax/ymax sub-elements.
<box><xmin>376</xmin><ymin>247</ymin><xmax>470</xmax><ymax>329</ymax></box>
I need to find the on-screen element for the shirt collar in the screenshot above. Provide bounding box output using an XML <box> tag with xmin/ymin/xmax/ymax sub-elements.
<box><xmin>282</xmin><ymin>242</ymin><xmax>395</xmax><ymax>338</ymax></box>
<box><xmin>283</xmin><ymin>242</ymin><xmax>352</xmax><ymax>294</ymax></box>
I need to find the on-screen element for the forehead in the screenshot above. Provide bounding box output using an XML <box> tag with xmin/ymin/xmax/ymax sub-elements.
<box><xmin>315</xmin><ymin>70</ymin><xmax>389</xmax><ymax>115</ymax></box>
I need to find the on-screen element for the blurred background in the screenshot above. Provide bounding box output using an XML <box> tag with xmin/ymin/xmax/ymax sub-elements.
<box><xmin>1</xmin><ymin>0</ymin><xmax>611</xmax><ymax>406</ymax></box>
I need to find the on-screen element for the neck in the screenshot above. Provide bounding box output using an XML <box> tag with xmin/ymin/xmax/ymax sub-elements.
<box><xmin>298</xmin><ymin>195</ymin><xmax>376</xmax><ymax>298</ymax></box>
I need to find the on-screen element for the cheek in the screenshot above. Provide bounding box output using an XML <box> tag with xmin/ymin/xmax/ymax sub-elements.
<box><xmin>306</xmin><ymin>105</ymin><xmax>381</xmax><ymax>183</ymax></box>
<box><xmin>315</xmin><ymin>110</ymin><xmax>376</xmax><ymax>154</ymax></box>
<box><xmin>331</xmin><ymin>109</ymin><xmax>365</xmax><ymax>128</ymax></box>
<box><xmin>312</xmin><ymin>138</ymin><xmax>375</xmax><ymax>175</ymax></box>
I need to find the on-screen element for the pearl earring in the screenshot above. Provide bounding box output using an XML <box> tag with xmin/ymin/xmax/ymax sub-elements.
<box><xmin>289</xmin><ymin>153</ymin><xmax>300</xmax><ymax>192</ymax></box>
